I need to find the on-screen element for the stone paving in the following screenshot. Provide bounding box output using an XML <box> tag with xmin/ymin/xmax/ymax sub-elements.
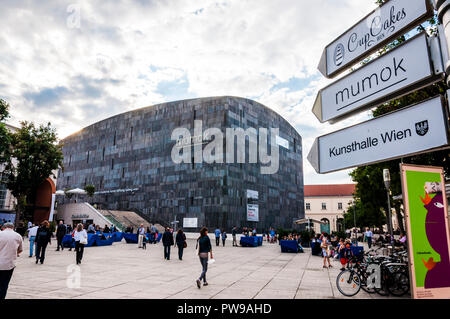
<box><xmin>6</xmin><ymin>236</ymin><xmax>410</xmax><ymax>299</ymax></box>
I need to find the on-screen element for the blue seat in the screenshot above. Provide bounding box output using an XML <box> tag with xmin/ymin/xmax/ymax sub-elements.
<box><xmin>240</xmin><ymin>236</ymin><xmax>258</xmax><ymax>247</ymax></box>
<box><xmin>280</xmin><ymin>240</ymin><xmax>298</xmax><ymax>253</ymax></box>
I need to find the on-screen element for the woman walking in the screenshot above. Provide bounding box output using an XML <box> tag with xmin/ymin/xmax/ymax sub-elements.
<box><xmin>196</xmin><ymin>227</ymin><xmax>213</xmax><ymax>288</ymax></box>
<box><xmin>74</xmin><ymin>224</ymin><xmax>88</xmax><ymax>265</ymax></box>
<box><xmin>176</xmin><ymin>229</ymin><xmax>187</xmax><ymax>260</ymax></box>
<box><xmin>35</xmin><ymin>221</ymin><xmax>52</xmax><ymax>264</ymax></box>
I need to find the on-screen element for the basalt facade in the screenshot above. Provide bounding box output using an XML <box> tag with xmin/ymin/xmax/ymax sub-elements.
<box><xmin>57</xmin><ymin>96</ymin><xmax>304</xmax><ymax>231</ymax></box>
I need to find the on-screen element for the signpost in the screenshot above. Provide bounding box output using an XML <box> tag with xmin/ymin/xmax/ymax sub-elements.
<box><xmin>318</xmin><ymin>0</ymin><xmax>434</xmax><ymax>78</ymax></box>
<box><xmin>310</xmin><ymin>0</ymin><xmax>450</xmax><ymax>300</ymax></box>
<box><xmin>308</xmin><ymin>95</ymin><xmax>450</xmax><ymax>174</ymax></box>
<box><xmin>313</xmin><ymin>33</ymin><xmax>443</xmax><ymax>123</ymax></box>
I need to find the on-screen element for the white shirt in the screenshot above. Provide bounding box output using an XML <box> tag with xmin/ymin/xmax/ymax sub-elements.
<box><xmin>28</xmin><ymin>226</ymin><xmax>38</xmax><ymax>237</ymax></box>
<box><xmin>365</xmin><ymin>231</ymin><xmax>373</xmax><ymax>238</ymax></box>
<box><xmin>0</xmin><ymin>228</ymin><xmax>23</xmax><ymax>270</ymax></box>
<box><xmin>74</xmin><ymin>230</ymin><xmax>88</xmax><ymax>242</ymax></box>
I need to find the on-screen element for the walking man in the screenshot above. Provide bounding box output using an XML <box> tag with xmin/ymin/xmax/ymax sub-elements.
<box><xmin>214</xmin><ymin>227</ymin><xmax>221</xmax><ymax>247</ymax></box>
<box><xmin>28</xmin><ymin>224</ymin><xmax>38</xmax><ymax>257</ymax></box>
<box><xmin>0</xmin><ymin>223</ymin><xmax>23</xmax><ymax>299</ymax></box>
<box><xmin>162</xmin><ymin>227</ymin><xmax>174</xmax><ymax>260</ymax></box>
<box><xmin>138</xmin><ymin>224</ymin><xmax>145</xmax><ymax>248</ymax></box>
<box><xmin>364</xmin><ymin>227</ymin><xmax>373</xmax><ymax>249</ymax></box>
<box><xmin>56</xmin><ymin>221</ymin><xmax>66</xmax><ymax>251</ymax></box>
<box><xmin>232</xmin><ymin>226</ymin><xmax>237</xmax><ymax>247</ymax></box>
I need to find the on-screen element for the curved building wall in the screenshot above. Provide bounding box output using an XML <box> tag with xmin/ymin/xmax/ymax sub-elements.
<box><xmin>57</xmin><ymin>96</ymin><xmax>304</xmax><ymax>231</ymax></box>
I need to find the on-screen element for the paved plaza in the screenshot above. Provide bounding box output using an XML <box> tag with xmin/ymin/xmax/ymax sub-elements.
<box><xmin>6</xmin><ymin>236</ymin><xmax>408</xmax><ymax>299</ymax></box>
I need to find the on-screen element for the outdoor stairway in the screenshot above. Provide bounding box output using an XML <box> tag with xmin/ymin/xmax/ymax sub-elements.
<box><xmin>99</xmin><ymin>210</ymin><xmax>153</xmax><ymax>230</ymax></box>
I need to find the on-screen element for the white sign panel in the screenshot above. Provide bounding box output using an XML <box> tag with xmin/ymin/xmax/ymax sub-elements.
<box><xmin>247</xmin><ymin>204</ymin><xmax>259</xmax><ymax>222</ymax></box>
<box><xmin>246</xmin><ymin>189</ymin><xmax>259</xmax><ymax>200</ymax></box>
<box><xmin>314</xmin><ymin>34</ymin><xmax>436</xmax><ymax>123</ymax></box>
<box><xmin>183</xmin><ymin>218</ymin><xmax>198</xmax><ymax>228</ymax></box>
<box><xmin>318</xmin><ymin>0</ymin><xmax>433</xmax><ymax>78</ymax></box>
<box><xmin>308</xmin><ymin>96</ymin><xmax>449</xmax><ymax>174</ymax></box>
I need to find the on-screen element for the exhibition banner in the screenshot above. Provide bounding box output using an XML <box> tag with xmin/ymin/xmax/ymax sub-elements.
<box><xmin>400</xmin><ymin>164</ymin><xmax>450</xmax><ymax>299</ymax></box>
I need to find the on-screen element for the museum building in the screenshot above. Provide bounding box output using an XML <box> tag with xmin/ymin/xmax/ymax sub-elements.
<box><xmin>57</xmin><ymin>96</ymin><xmax>304</xmax><ymax>231</ymax></box>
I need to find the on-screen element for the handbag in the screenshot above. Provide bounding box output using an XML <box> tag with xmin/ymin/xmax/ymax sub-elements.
<box><xmin>80</xmin><ymin>232</ymin><xmax>88</xmax><ymax>245</ymax></box>
<box><xmin>183</xmin><ymin>241</ymin><xmax>187</xmax><ymax>248</ymax></box>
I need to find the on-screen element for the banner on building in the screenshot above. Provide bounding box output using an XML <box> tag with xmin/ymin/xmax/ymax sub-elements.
<box><xmin>400</xmin><ymin>164</ymin><xmax>450</xmax><ymax>299</ymax></box>
<box><xmin>183</xmin><ymin>218</ymin><xmax>198</xmax><ymax>228</ymax></box>
<box><xmin>247</xmin><ymin>204</ymin><xmax>259</xmax><ymax>222</ymax></box>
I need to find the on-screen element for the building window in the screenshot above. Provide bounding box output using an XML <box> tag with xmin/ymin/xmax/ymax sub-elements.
<box><xmin>113</xmin><ymin>131</ymin><xmax>116</xmax><ymax>146</ymax></box>
<box><xmin>338</xmin><ymin>202</ymin><xmax>343</xmax><ymax>210</ymax></box>
<box><xmin>305</xmin><ymin>203</ymin><xmax>310</xmax><ymax>210</ymax></box>
<box><xmin>102</xmin><ymin>147</ymin><xmax>105</xmax><ymax>161</ymax></box>
<box><xmin>86</xmin><ymin>151</ymin><xmax>89</xmax><ymax>163</ymax></box>
<box><xmin>130</xmin><ymin>126</ymin><xmax>133</xmax><ymax>142</ymax></box>
<box><xmin>111</xmin><ymin>159</ymin><xmax>114</xmax><ymax>170</ymax></box>
<box><xmin>0</xmin><ymin>184</ymin><xmax>7</xmax><ymax>208</ymax></box>
<box><xmin>322</xmin><ymin>203</ymin><xmax>327</xmax><ymax>210</ymax></box>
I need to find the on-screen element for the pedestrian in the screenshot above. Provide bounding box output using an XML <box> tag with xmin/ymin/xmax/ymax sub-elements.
<box><xmin>0</xmin><ymin>223</ymin><xmax>23</xmax><ymax>299</ymax></box>
<box><xmin>338</xmin><ymin>239</ymin><xmax>347</xmax><ymax>271</ymax></box>
<box><xmin>196</xmin><ymin>227</ymin><xmax>213</xmax><ymax>289</ymax></box>
<box><xmin>364</xmin><ymin>227</ymin><xmax>373</xmax><ymax>249</ymax></box>
<box><xmin>162</xmin><ymin>227</ymin><xmax>174</xmax><ymax>260</ymax></box>
<box><xmin>214</xmin><ymin>227</ymin><xmax>221</xmax><ymax>246</ymax></box>
<box><xmin>176</xmin><ymin>229</ymin><xmax>187</xmax><ymax>260</ymax></box>
<box><xmin>28</xmin><ymin>224</ymin><xmax>38</xmax><ymax>257</ymax></box>
<box><xmin>68</xmin><ymin>228</ymin><xmax>76</xmax><ymax>251</ymax></box>
<box><xmin>320</xmin><ymin>233</ymin><xmax>332</xmax><ymax>269</ymax></box>
<box><xmin>74</xmin><ymin>223</ymin><xmax>88</xmax><ymax>265</ymax></box>
<box><xmin>232</xmin><ymin>226</ymin><xmax>238</xmax><ymax>247</ymax></box>
<box><xmin>56</xmin><ymin>221</ymin><xmax>66</xmax><ymax>251</ymax></box>
<box><xmin>27</xmin><ymin>221</ymin><xmax>32</xmax><ymax>229</ymax></box>
<box><xmin>150</xmin><ymin>224</ymin><xmax>157</xmax><ymax>244</ymax></box>
<box><xmin>137</xmin><ymin>223</ymin><xmax>145</xmax><ymax>249</ymax></box>
<box><xmin>35</xmin><ymin>221</ymin><xmax>52</xmax><ymax>265</ymax></box>
<box><xmin>221</xmin><ymin>230</ymin><xmax>227</xmax><ymax>247</ymax></box>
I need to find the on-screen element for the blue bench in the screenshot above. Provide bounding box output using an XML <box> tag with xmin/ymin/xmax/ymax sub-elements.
<box><xmin>280</xmin><ymin>240</ymin><xmax>299</xmax><ymax>253</ymax></box>
<box><xmin>240</xmin><ymin>236</ymin><xmax>259</xmax><ymax>247</ymax></box>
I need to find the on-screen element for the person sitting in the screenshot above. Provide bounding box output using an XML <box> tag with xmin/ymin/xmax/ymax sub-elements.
<box><xmin>87</xmin><ymin>224</ymin><xmax>95</xmax><ymax>234</ymax></box>
<box><xmin>295</xmin><ymin>235</ymin><xmax>304</xmax><ymax>253</ymax></box>
<box><xmin>103</xmin><ymin>225</ymin><xmax>110</xmax><ymax>233</ymax></box>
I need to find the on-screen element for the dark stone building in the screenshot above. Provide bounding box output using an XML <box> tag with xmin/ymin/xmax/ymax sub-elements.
<box><xmin>57</xmin><ymin>96</ymin><xmax>304</xmax><ymax>231</ymax></box>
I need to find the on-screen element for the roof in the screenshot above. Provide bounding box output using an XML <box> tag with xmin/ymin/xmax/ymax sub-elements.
<box><xmin>304</xmin><ymin>184</ymin><xmax>356</xmax><ymax>197</ymax></box>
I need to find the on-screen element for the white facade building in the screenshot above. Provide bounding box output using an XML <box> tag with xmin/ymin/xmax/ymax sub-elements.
<box><xmin>304</xmin><ymin>184</ymin><xmax>356</xmax><ymax>234</ymax></box>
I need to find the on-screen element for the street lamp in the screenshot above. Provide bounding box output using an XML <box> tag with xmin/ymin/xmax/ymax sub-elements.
<box><xmin>383</xmin><ymin>169</ymin><xmax>394</xmax><ymax>245</ymax></box>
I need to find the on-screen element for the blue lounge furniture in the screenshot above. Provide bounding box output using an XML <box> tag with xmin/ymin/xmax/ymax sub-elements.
<box><xmin>280</xmin><ymin>240</ymin><xmax>299</xmax><ymax>253</ymax></box>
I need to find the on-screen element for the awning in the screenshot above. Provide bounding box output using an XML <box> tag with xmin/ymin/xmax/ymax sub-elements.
<box><xmin>294</xmin><ymin>218</ymin><xmax>327</xmax><ymax>225</ymax></box>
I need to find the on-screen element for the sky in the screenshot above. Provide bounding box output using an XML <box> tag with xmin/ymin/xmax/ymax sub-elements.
<box><xmin>0</xmin><ymin>0</ymin><xmax>381</xmax><ymax>186</ymax></box>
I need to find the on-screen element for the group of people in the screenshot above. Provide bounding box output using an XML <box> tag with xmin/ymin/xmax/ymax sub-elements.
<box><xmin>0</xmin><ymin>220</ymin><xmax>89</xmax><ymax>299</ymax></box>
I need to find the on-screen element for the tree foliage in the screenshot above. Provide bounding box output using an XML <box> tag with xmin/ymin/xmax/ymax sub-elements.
<box><xmin>4</xmin><ymin>121</ymin><xmax>64</xmax><ymax>221</ymax></box>
<box><xmin>84</xmin><ymin>184</ymin><xmax>96</xmax><ymax>197</ymax></box>
<box><xmin>0</xmin><ymin>99</ymin><xmax>11</xmax><ymax>167</ymax></box>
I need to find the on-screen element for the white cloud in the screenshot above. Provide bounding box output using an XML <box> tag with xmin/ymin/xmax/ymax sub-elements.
<box><xmin>0</xmin><ymin>0</ymin><xmax>379</xmax><ymax>185</ymax></box>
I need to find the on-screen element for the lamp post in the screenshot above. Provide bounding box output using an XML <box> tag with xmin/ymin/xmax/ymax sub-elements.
<box><xmin>352</xmin><ymin>200</ymin><xmax>357</xmax><ymax>244</ymax></box>
<box><xmin>383</xmin><ymin>169</ymin><xmax>394</xmax><ymax>245</ymax></box>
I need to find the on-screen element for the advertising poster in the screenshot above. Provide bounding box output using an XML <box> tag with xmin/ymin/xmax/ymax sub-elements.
<box><xmin>247</xmin><ymin>204</ymin><xmax>259</xmax><ymax>222</ymax></box>
<box><xmin>183</xmin><ymin>218</ymin><xmax>198</xmax><ymax>228</ymax></box>
<box><xmin>400</xmin><ymin>164</ymin><xmax>450</xmax><ymax>299</ymax></box>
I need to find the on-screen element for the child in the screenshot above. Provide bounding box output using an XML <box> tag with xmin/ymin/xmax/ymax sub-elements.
<box><xmin>338</xmin><ymin>239</ymin><xmax>347</xmax><ymax>271</ymax></box>
<box><xmin>142</xmin><ymin>235</ymin><xmax>148</xmax><ymax>250</ymax></box>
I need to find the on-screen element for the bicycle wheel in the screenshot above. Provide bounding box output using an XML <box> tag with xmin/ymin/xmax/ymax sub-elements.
<box><xmin>387</xmin><ymin>271</ymin><xmax>410</xmax><ymax>297</ymax></box>
<box><xmin>336</xmin><ymin>270</ymin><xmax>361</xmax><ymax>297</ymax></box>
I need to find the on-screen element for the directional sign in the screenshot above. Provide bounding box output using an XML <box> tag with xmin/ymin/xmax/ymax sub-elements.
<box><xmin>313</xmin><ymin>33</ymin><xmax>442</xmax><ymax>123</ymax></box>
<box><xmin>308</xmin><ymin>95</ymin><xmax>450</xmax><ymax>174</ymax></box>
<box><xmin>318</xmin><ymin>0</ymin><xmax>434</xmax><ymax>78</ymax></box>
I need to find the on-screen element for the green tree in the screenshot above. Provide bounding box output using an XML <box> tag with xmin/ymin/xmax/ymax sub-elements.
<box><xmin>4</xmin><ymin>121</ymin><xmax>64</xmax><ymax>222</ymax></box>
<box><xmin>0</xmin><ymin>99</ymin><xmax>11</xmax><ymax>167</ymax></box>
<box><xmin>84</xmin><ymin>184</ymin><xmax>96</xmax><ymax>198</ymax></box>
